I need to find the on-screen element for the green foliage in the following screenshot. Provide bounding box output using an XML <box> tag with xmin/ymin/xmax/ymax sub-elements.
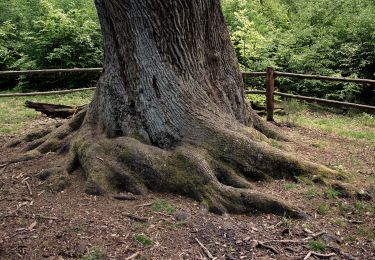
<box><xmin>81</xmin><ymin>247</ymin><xmax>105</xmax><ymax>260</ymax></box>
<box><xmin>151</xmin><ymin>199</ymin><xmax>176</xmax><ymax>214</ymax></box>
<box><xmin>317</xmin><ymin>203</ymin><xmax>330</xmax><ymax>215</ymax></box>
<box><xmin>222</xmin><ymin>0</ymin><xmax>375</xmax><ymax>105</ymax></box>
<box><xmin>324</xmin><ymin>188</ymin><xmax>340</xmax><ymax>199</ymax></box>
<box><xmin>308</xmin><ymin>240</ymin><xmax>326</xmax><ymax>252</ymax></box>
<box><xmin>1</xmin><ymin>0</ymin><xmax>374</xmax><ymax>102</ymax></box>
<box><xmin>134</xmin><ymin>234</ymin><xmax>154</xmax><ymax>246</ymax></box>
<box><xmin>0</xmin><ymin>0</ymin><xmax>102</xmax><ymax>91</ymax></box>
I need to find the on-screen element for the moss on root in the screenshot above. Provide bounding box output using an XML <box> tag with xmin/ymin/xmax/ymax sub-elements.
<box><xmin>5</xmin><ymin>109</ymin><xmax>364</xmax><ymax>218</ymax></box>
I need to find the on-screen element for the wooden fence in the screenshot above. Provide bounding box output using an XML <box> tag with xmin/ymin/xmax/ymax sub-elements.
<box><xmin>0</xmin><ymin>67</ymin><xmax>374</xmax><ymax>120</ymax></box>
<box><xmin>243</xmin><ymin>67</ymin><xmax>375</xmax><ymax>121</ymax></box>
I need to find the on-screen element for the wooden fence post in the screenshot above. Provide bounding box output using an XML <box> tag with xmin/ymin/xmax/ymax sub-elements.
<box><xmin>266</xmin><ymin>67</ymin><xmax>275</xmax><ymax>121</ymax></box>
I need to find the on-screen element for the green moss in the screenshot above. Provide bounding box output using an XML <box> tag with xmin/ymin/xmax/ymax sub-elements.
<box><xmin>324</xmin><ymin>187</ymin><xmax>341</xmax><ymax>199</ymax></box>
<box><xmin>46</xmin><ymin>175</ymin><xmax>70</xmax><ymax>193</ymax></box>
<box><xmin>151</xmin><ymin>199</ymin><xmax>176</xmax><ymax>214</ymax></box>
<box><xmin>134</xmin><ymin>234</ymin><xmax>154</xmax><ymax>246</ymax></box>
<box><xmin>304</xmin><ymin>187</ymin><xmax>319</xmax><ymax>198</ymax></box>
<box><xmin>317</xmin><ymin>203</ymin><xmax>330</xmax><ymax>215</ymax></box>
<box><xmin>308</xmin><ymin>240</ymin><xmax>326</xmax><ymax>252</ymax></box>
<box><xmin>81</xmin><ymin>247</ymin><xmax>105</xmax><ymax>260</ymax></box>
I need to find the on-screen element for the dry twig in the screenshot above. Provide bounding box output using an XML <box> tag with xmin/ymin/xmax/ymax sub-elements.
<box><xmin>304</xmin><ymin>251</ymin><xmax>336</xmax><ymax>260</ymax></box>
<box><xmin>195</xmin><ymin>238</ymin><xmax>215</xmax><ymax>260</ymax></box>
<box><xmin>125</xmin><ymin>252</ymin><xmax>140</xmax><ymax>260</ymax></box>
<box><xmin>24</xmin><ymin>181</ymin><xmax>33</xmax><ymax>196</ymax></box>
<box><xmin>124</xmin><ymin>213</ymin><xmax>148</xmax><ymax>223</ymax></box>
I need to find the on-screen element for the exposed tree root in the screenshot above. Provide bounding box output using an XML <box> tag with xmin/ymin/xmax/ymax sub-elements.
<box><xmin>5</xmin><ymin>109</ymin><xmax>369</xmax><ymax>218</ymax></box>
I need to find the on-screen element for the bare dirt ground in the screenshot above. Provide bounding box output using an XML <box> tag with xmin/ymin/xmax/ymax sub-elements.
<box><xmin>0</xmin><ymin>117</ymin><xmax>374</xmax><ymax>260</ymax></box>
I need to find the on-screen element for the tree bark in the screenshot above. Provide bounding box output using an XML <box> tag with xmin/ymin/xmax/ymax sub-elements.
<box><xmin>89</xmin><ymin>0</ymin><xmax>250</xmax><ymax>147</ymax></box>
<box><xmin>5</xmin><ymin>0</ymin><xmax>347</xmax><ymax>217</ymax></box>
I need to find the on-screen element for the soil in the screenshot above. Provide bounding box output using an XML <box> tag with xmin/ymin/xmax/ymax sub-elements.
<box><xmin>0</xmin><ymin>117</ymin><xmax>374</xmax><ymax>260</ymax></box>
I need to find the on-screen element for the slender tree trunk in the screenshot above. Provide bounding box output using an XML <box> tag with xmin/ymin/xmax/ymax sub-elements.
<box><xmin>7</xmin><ymin>0</ymin><xmax>348</xmax><ymax>218</ymax></box>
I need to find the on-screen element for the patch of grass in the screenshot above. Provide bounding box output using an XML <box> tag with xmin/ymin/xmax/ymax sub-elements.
<box><xmin>131</xmin><ymin>222</ymin><xmax>149</xmax><ymax>231</ymax></box>
<box><xmin>353</xmin><ymin>201</ymin><xmax>375</xmax><ymax>216</ymax></box>
<box><xmin>276</xmin><ymin>105</ymin><xmax>375</xmax><ymax>145</ymax></box>
<box><xmin>161</xmin><ymin>219</ymin><xmax>188</xmax><ymax>229</ymax></box>
<box><xmin>282</xmin><ymin>182</ymin><xmax>297</xmax><ymax>190</ymax></box>
<box><xmin>281</xmin><ymin>100</ymin><xmax>308</xmax><ymax>127</ymax></box>
<box><xmin>324</xmin><ymin>187</ymin><xmax>340</xmax><ymax>199</ymax></box>
<box><xmin>134</xmin><ymin>234</ymin><xmax>154</xmax><ymax>246</ymax></box>
<box><xmin>317</xmin><ymin>203</ymin><xmax>330</xmax><ymax>215</ymax></box>
<box><xmin>308</xmin><ymin>240</ymin><xmax>326</xmax><ymax>252</ymax></box>
<box><xmin>151</xmin><ymin>199</ymin><xmax>176</xmax><ymax>214</ymax></box>
<box><xmin>81</xmin><ymin>247</ymin><xmax>105</xmax><ymax>260</ymax></box>
<box><xmin>332</xmin><ymin>218</ymin><xmax>347</xmax><ymax>227</ymax></box>
<box><xmin>304</xmin><ymin>187</ymin><xmax>319</xmax><ymax>198</ymax></box>
<box><xmin>270</xmin><ymin>139</ymin><xmax>284</xmax><ymax>149</ymax></box>
<box><xmin>0</xmin><ymin>90</ymin><xmax>94</xmax><ymax>134</ymax></box>
<box><xmin>295</xmin><ymin>176</ymin><xmax>314</xmax><ymax>185</ymax></box>
<box><xmin>356</xmin><ymin>226</ymin><xmax>375</xmax><ymax>240</ymax></box>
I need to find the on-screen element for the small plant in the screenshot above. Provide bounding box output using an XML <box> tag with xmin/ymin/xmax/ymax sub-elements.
<box><xmin>295</xmin><ymin>176</ymin><xmax>314</xmax><ymax>185</ymax></box>
<box><xmin>308</xmin><ymin>240</ymin><xmax>326</xmax><ymax>252</ymax></box>
<box><xmin>81</xmin><ymin>247</ymin><xmax>105</xmax><ymax>260</ymax></box>
<box><xmin>334</xmin><ymin>165</ymin><xmax>345</xmax><ymax>173</ymax></box>
<box><xmin>134</xmin><ymin>234</ymin><xmax>154</xmax><ymax>246</ymax></box>
<box><xmin>324</xmin><ymin>187</ymin><xmax>340</xmax><ymax>199</ymax></box>
<box><xmin>151</xmin><ymin>199</ymin><xmax>176</xmax><ymax>214</ymax></box>
<box><xmin>281</xmin><ymin>213</ymin><xmax>293</xmax><ymax>227</ymax></box>
<box><xmin>282</xmin><ymin>183</ymin><xmax>297</xmax><ymax>190</ymax></box>
<box><xmin>282</xmin><ymin>100</ymin><xmax>307</xmax><ymax>127</ymax></box>
<box><xmin>317</xmin><ymin>203</ymin><xmax>330</xmax><ymax>215</ymax></box>
<box><xmin>270</xmin><ymin>140</ymin><xmax>283</xmax><ymax>149</ymax></box>
<box><xmin>304</xmin><ymin>187</ymin><xmax>319</xmax><ymax>198</ymax></box>
<box><xmin>356</xmin><ymin>226</ymin><xmax>375</xmax><ymax>240</ymax></box>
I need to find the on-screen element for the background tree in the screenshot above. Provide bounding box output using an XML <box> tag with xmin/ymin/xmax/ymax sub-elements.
<box><xmin>6</xmin><ymin>0</ymin><xmax>347</xmax><ymax>218</ymax></box>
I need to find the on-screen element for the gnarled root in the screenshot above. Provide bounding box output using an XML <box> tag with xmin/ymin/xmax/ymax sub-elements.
<box><xmin>5</xmin><ymin>110</ymin><xmax>359</xmax><ymax>218</ymax></box>
<box><xmin>2</xmin><ymin>110</ymin><xmax>86</xmax><ymax>167</ymax></box>
<box><xmin>64</xmin><ymin>124</ymin><xmax>322</xmax><ymax>218</ymax></box>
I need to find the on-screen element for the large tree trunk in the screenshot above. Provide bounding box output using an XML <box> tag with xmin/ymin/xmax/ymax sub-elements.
<box><xmin>6</xmin><ymin>0</ymin><xmax>344</xmax><ymax>217</ymax></box>
<box><xmin>90</xmin><ymin>0</ymin><xmax>250</xmax><ymax>145</ymax></box>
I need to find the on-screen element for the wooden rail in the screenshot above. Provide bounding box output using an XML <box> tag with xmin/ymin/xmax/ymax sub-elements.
<box><xmin>1</xmin><ymin>67</ymin><xmax>374</xmax><ymax>118</ymax></box>
<box><xmin>0</xmin><ymin>68</ymin><xmax>102</xmax><ymax>77</ymax></box>
<box><xmin>244</xmin><ymin>67</ymin><xmax>375</xmax><ymax>120</ymax></box>
<box><xmin>245</xmin><ymin>90</ymin><xmax>375</xmax><ymax>113</ymax></box>
<box><xmin>0</xmin><ymin>87</ymin><xmax>96</xmax><ymax>97</ymax></box>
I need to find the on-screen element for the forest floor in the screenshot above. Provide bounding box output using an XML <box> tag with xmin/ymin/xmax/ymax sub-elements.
<box><xmin>0</xmin><ymin>93</ymin><xmax>375</xmax><ymax>259</ymax></box>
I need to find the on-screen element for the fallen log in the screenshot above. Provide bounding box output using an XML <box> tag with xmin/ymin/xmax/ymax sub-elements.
<box><xmin>25</xmin><ymin>101</ymin><xmax>87</xmax><ymax>118</ymax></box>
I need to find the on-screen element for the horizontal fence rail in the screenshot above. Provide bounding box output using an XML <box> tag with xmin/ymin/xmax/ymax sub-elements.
<box><xmin>245</xmin><ymin>90</ymin><xmax>375</xmax><ymax>113</ymax></box>
<box><xmin>0</xmin><ymin>68</ymin><xmax>102</xmax><ymax>77</ymax></box>
<box><xmin>0</xmin><ymin>67</ymin><xmax>374</xmax><ymax>118</ymax></box>
<box><xmin>0</xmin><ymin>87</ymin><xmax>96</xmax><ymax>97</ymax></box>
<box><xmin>243</xmin><ymin>71</ymin><xmax>375</xmax><ymax>85</ymax></box>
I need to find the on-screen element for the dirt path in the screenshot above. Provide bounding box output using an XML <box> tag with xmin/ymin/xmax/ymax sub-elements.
<box><xmin>0</xmin><ymin>119</ymin><xmax>374</xmax><ymax>259</ymax></box>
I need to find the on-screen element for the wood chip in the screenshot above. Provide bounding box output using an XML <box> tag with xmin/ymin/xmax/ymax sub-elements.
<box><xmin>125</xmin><ymin>252</ymin><xmax>140</xmax><ymax>260</ymax></box>
<box><xmin>24</xmin><ymin>181</ymin><xmax>33</xmax><ymax>196</ymax></box>
<box><xmin>28</xmin><ymin>221</ymin><xmax>37</xmax><ymax>230</ymax></box>
<box><xmin>36</xmin><ymin>214</ymin><xmax>58</xmax><ymax>220</ymax></box>
<box><xmin>137</xmin><ymin>202</ymin><xmax>153</xmax><ymax>207</ymax></box>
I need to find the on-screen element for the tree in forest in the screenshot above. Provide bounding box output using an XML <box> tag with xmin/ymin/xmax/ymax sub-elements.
<box><xmin>5</xmin><ymin>0</ymin><xmax>349</xmax><ymax>217</ymax></box>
